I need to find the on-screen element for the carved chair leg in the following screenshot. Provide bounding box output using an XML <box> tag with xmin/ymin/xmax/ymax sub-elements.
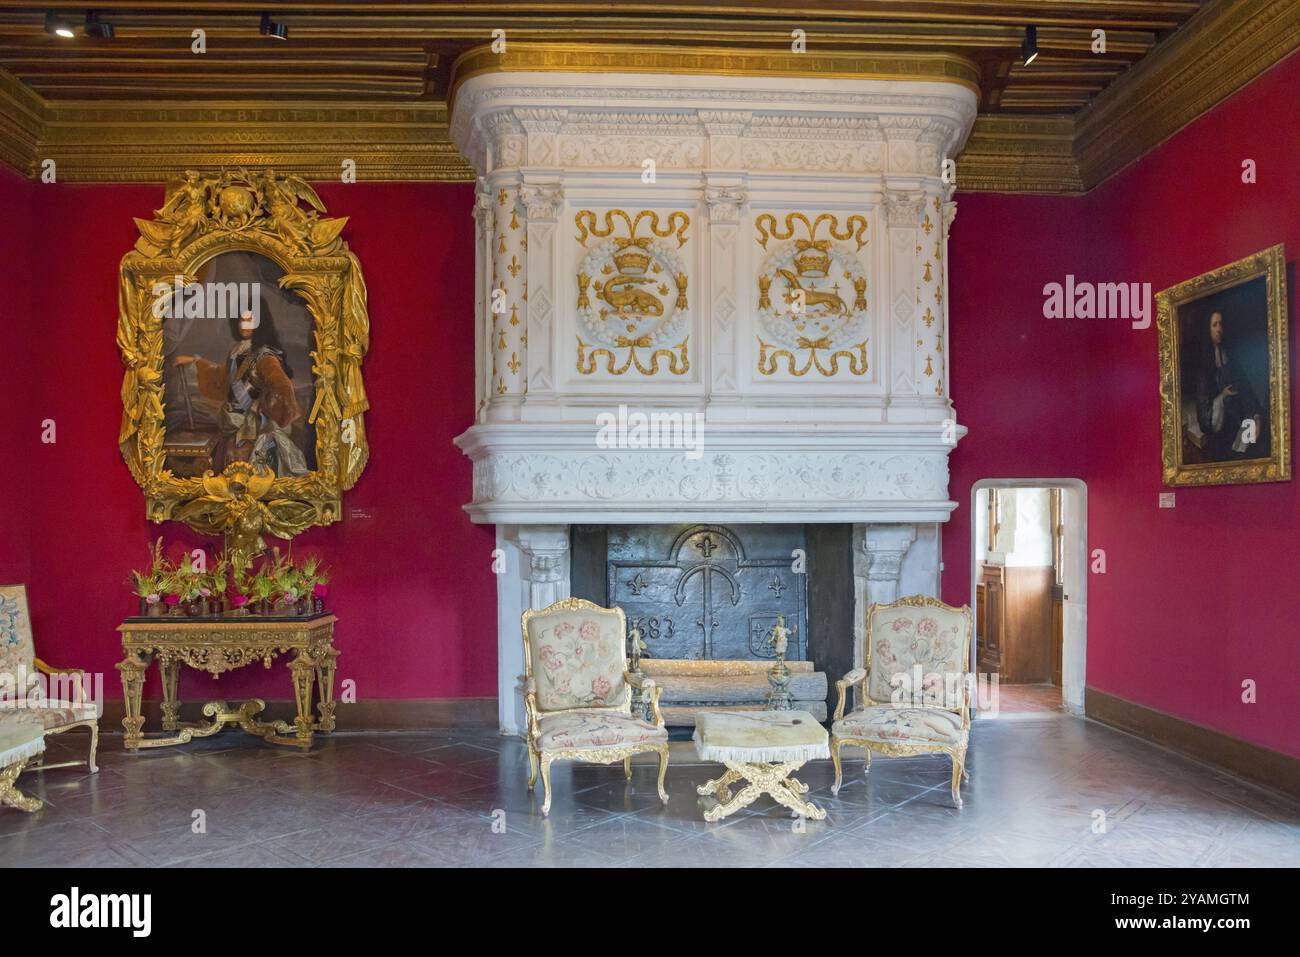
<box><xmin>527</xmin><ymin>745</ymin><xmax>538</xmax><ymax>790</ymax></box>
<box><xmin>540</xmin><ymin>754</ymin><xmax>555</xmax><ymax>816</ymax></box>
<box><xmin>863</xmin><ymin>748</ymin><xmax>872</xmax><ymax>776</ymax></box>
<box><xmin>86</xmin><ymin>722</ymin><xmax>99</xmax><ymax>774</ymax></box>
<box><xmin>655</xmin><ymin>746</ymin><xmax>669</xmax><ymax>804</ymax></box>
<box><xmin>0</xmin><ymin>760</ymin><xmax>42</xmax><ymax>813</ymax></box>
<box><xmin>623</xmin><ymin>756</ymin><xmax>632</xmax><ymax>780</ymax></box>
<box><xmin>950</xmin><ymin>752</ymin><xmax>965</xmax><ymax>809</ymax></box>
<box><xmin>830</xmin><ymin>736</ymin><xmax>843</xmax><ymax>795</ymax></box>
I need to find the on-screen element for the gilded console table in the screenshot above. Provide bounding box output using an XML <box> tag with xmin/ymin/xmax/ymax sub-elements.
<box><xmin>116</xmin><ymin>615</ymin><xmax>338</xmax><ymax>751</ymax></box>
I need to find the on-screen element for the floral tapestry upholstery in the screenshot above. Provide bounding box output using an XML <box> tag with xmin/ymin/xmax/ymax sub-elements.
<box><xmin>0</xmin><ymin>710</ymin><xmax>45</xmax><ymax>767</ymax></box>
<box><xmin>866</xmin><ymin>601</ymin><xmax>969</xmax><ymax>708</ymax></box>
<box><xmin>0</xmin><ymin>586</ymin><xmax>37</xmax><ymax>695</ymax></box>
<box><xmin>833</xmin><ymin>706</ymin><xmax>964</xmax><ymax>748</ymax></box>
<box><xmin>21</xmin><ymin>701</ymin><xmax>102</xmax><ymax>731</ymax></box>
<box><xmin>536</xmin><ymin>711</ymin><xmax>667</xmax><ymax>751</ymax></box>
<box><xmin>526</xmin><ymin>605</ymin><xmax>628</xmax><ymax>713</ymax></box>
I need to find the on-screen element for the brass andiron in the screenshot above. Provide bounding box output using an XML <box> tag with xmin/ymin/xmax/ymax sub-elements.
<box><xmin>765</xmin><ymin>614</ymin><xmax>795</xmax><ymax>711</ymax></box>
<box><xmin>627</xmin><ymin>624</ymin><xmax>649</xmax><ymax>721</ymax></box>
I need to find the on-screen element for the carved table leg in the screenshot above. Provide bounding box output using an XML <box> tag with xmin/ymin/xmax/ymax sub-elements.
<box><xmin>697</xmin><ymin>766</ymin><xmax>744</xmax><ymax>804</ymax></box>
<box><xmin>313</xmin><ymin>642</ymin><xmax>339</xmax><ymax>732</ymax></box>
<box><xmin>159</xmin><ymin>658</ymin><xmax>181</xmax><ymax>731</ymax></box>
<box><xmin>700</xmin><ymin>761</ymin><xmax>826</xmax><ymax>822</ymax></box>
<box><xmin>116</xmin><ymin>652</ymin><xmax>150</xmax><ymax>750</ymax></box>
<box><xmin>0</xmin><ymin>759</ymin><xmax>42</xmax><ymax>813</ymax></box>
<box><xmin>289</xmin><ymin>652</ymin><xmax>317</xmax><ymax>750</ymax></box>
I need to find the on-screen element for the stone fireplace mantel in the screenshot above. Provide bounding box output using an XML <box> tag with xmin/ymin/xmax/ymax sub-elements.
<box><xmin>448</xmin><ymin>46</ymin><xmax>976</xmax><ymax>732</ymax></box>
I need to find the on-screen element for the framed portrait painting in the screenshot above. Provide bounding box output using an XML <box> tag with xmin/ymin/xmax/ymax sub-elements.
<box><xmin>1156</xmin><ymin>244</ymin><xmax>1290</xmax><ymax>486</ymax></box>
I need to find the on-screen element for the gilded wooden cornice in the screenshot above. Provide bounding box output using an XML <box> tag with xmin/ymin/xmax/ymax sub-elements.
<box><xmin>1075</xmin><ymin>0</ymin><xmax>1300</xmax><ymax>188</ymax></box>
<box><xmin>0</xmin><ymin>0</ymin><xmax>1296</xmax><ymax>192</ymax></box>
<box><xmin>38</xmin><ymin>98</ymin><xmax>471</xmax><ymax>183</ymax></box>
<box><xmin>449</xmin><ymin>42</ymin><xmax>985</xmax><ymax>105</ymax></box>
<box><xmin>958</xmin><ymin>115</ymin><xmax>1083</xmax><ymax>194</ymax></box>
<box><xmin>0</xmin><ymin>67</ymin><xmax>41</xmax><ymax>176</ymax></box>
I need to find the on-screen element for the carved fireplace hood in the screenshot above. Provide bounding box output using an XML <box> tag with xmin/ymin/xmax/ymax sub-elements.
<box><xmin>450</xmin><ymin>45</ymin><xmax>977</xmax><ymax>526</ymax></box>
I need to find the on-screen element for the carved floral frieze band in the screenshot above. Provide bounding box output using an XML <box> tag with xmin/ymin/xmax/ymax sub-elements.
<box><xmin>755</xmin><ymin>212</ymin><xmax>870</xmax><ymax>377</ymax></box>
<box><xmin>574</xmin><ymin>208</ymin><xmax>691</xmax><ymax>376</ymax></box>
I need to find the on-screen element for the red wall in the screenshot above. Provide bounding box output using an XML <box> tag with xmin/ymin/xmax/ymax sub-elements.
<box><xmin>1080</xmin><ymin>52</ymin><xmax>1300</xmax><ymax>757</ymax></box>
<box><xmin>0</xmin><ymin>168</ymin><xmax>34</xmax><ymax>585</ymax></box>
<box><xmin>11</xmin><ymin>179</ymin><xmax>497</xmax><ymax>703</ymax></box>
<box><xmin>946</xmin><ymin>51</ymin><xmax>1300</xmax><ymax>757</ymax></box>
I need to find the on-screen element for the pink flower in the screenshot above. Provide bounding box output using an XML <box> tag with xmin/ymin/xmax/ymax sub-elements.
<box><xmin>591</xmin><ymin>676</ymin><xmax>611</xmax><ymax>701</ymax></box>
<box><xmin>313</xmin><ymin>583</ymin><xmax>328</xmax><ymax>598</ymax></box>
<box><xmin>579</xmin><ymin>621</ymin><xmax>599</xmax><ymax>641</ymax></box>
<box><xmin>164</xmin><ymin>594</ymin><xmax>180</xmax><ymax>605</ymax></box>
<box><xmin>918</xmin><ymin>618</ymin><xmax>938</xmax><ymax>637</ymax></box>
<box><xmin>891</xmin><ymin>618</ymin><xmax>913</xmax><ymax>632</ymax></box>
<box><xmin>199</xmin><ymin>587</ymin><xmax>212</xmax><ymax>598</ymax></box>
<box><xmin>145</xmin><ymin>594</ymin><xmax>160</xmax><ymax>605</ymax></box>
<box><xmin>231</xmin><ymin>595</ymin><xmax>248</xmax><ymax>607</ymax></box>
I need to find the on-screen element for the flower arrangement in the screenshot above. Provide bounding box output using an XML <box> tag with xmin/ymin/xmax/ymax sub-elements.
<box><xmin>129</xmin><ymin>538</ymin><xmax>173</xmax><ymax>616</ymax></box>
<box><xmin>129</xmin><ymin>542</ymin><xmax>331</xmax><ymax>619</ymax></box>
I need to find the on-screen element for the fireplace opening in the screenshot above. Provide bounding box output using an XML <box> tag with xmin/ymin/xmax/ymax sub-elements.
<box><xmin>571</xmin><ymin>523</ymin><xmax>855</xmax><ymax>724</ymax></box>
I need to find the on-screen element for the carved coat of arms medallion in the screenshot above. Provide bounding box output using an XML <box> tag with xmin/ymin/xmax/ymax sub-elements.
<box><xmin>575</xmin><ymin>209</ymin><xmax>691</xmax><ymax>376</ymax></box>
<box><xmin>755</xmin><ymin>212</ymin><xmax>871</xmax><ymax>377</ymax></box>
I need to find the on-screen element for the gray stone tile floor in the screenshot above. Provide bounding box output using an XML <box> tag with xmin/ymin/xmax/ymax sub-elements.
<box><xmin>3</xmin><ymin>715</ymin><xmax>1298</xmax><ymax>867</ymax></box>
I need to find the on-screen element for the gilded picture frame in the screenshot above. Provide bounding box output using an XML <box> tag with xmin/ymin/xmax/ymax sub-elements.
<box><xmin>1156</xmin><ymin>244</ymin><xmax>1290</xmax><ymax>487</ymax></box>
<box><xmin>117</xmin><ymin>168</ymin><xmax>370</xmax><ymax>560</ymax></box>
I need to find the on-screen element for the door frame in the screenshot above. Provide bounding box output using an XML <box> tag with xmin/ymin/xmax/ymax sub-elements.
<box><xmin>969</xmin><ymin>478</ymin><xmax>1088</xmax><ymax>716</ymax></box>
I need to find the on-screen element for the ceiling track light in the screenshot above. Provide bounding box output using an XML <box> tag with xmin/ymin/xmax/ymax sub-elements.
<box><xmin>84</xmin><ymin>11</ymin><xmax>114</xmax><ymax>39</ymax></box>
<box><xmin>44</xmin><ymin>12</ymin><xmax>76</xmax><ymax>39</ymax></box>
<box><xmin>260</xmin><ymin>12</ymin><xmax>288</xmax><ymax>40</ymax></box>
<box><xmin>1022</xmin><ymin>25</ymin><xmax>1039</xmax><ymax>66</ymax></box>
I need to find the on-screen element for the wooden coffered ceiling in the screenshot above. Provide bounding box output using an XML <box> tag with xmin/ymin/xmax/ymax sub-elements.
<box><xmin>0</xmin><ymin>1</ymin><xmax>1296</xmax><ymax>191</ymax></box>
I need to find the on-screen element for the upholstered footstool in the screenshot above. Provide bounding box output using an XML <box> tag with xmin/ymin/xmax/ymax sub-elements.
<box><xmin>693</xmin><ymin>710</ymin><xmax>830</xmax><ymax>821</ymax></box>
<box><xmin>0</xmin><ymin>712</ymin><xmax>46</xmax><ymax>813</ymax></box>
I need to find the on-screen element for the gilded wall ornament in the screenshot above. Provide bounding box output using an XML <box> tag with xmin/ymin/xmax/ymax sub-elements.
<box><xmin>754</xmin><ymin>212</ymin><xmax>870</xmax><ymax>377</ymax></box>
<box><xmin>118</xmin><ymin>168</ymin><xmax>371</xmax><ymax>564</ymax></box>
<box><xmin>574</xmin><ymin>209</ymin><xmax>691</xmax><ymax>376</ymax></box>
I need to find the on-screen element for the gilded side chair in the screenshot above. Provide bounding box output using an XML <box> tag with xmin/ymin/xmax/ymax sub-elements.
<box><xmin>0</xmin><ymin>585</ymin><xmax>101</xmax><ymax>774</ymax></box>
<box><xmin>522</xmin><ymin>597</ymin><xmax>669</xmax><ymax>816</ymax></box>
<box><xmin>830</xmin><ymin>595</ymin><xmax>973</xmax><ymax>807</ymax></box>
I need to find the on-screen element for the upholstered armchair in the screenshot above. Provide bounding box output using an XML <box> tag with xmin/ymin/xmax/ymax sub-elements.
<box><xmin>521</xmin><ymin>597</ymin><xmax>669</xmax><ymax>816</ymax></box>
<box><xmin>0</xmin><ymin>585</ymin><xmax>100</xmax><ymax>774</ymax></box>
<box><xmin>830</xmin><ymin>595</ymin><xmax>973</xmax><ymax>807</ymax></box>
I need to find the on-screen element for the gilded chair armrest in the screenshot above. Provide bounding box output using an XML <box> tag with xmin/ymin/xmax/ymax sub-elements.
<box><xmin>523</xmin><ymin>677</ymin><xmax>541</xmax><ymax>742</ymax></box>
<box><xmin>960</xmin><ymin>672</ymin><xmax>973</xmax><ymax>730</ymax></box>
<box><xmin>625</xmin><ymin>671</ymin><xmax>664</xmax><ymax>727</ymax></box>
<box><xmin>833</xmin><ymin>668</ymin><xmax>868</xmax><ymax>721</ymax></box>
<box><xmin>33</xmin><ymin>659</ymin><xmax>86</xmax><ymax>704</ymax></box>
<box><xmin>33</xmin><ymin>658</ymin><xmax>81</xmax><ymax>675</ymax></box>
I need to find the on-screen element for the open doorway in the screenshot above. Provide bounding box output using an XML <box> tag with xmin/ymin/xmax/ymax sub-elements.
<box><xmin>970</xmin><ymin>479</ymin><xmax>1087</xmax><ymax>719</ymax></box>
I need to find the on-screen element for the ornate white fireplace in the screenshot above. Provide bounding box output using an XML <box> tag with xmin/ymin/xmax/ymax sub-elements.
<box><xmin>449</xmin><ymin>46</ymin><xmax>977</xmax><ymax>733</ymax></box>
